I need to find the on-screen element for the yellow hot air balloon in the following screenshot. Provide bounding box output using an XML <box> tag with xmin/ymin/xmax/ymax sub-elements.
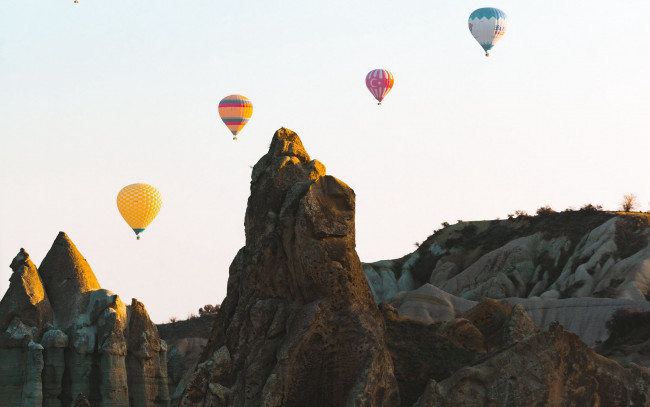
<box><xmin>218</xmin><ymin>95</ymin><xmax>253</xmax><ymax>140</ymax></box>
<box><xmin>116</xmin><ymin>183</ymin><xmax>162</xmax><ymax>240</ymax></box>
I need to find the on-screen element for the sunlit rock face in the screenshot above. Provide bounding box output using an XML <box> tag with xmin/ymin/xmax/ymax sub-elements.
<box><xmin>0</xmin><ymin>232</ymin><xmax>169</xmax><ymax>407</ymax></box>
<box><xmin>178</xmin><ymin>128</ymin><xmax>400</xmax><ymax>407</ymax></box>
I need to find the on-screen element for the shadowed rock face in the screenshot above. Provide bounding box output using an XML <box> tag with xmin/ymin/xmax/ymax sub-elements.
<box><xmin>414</xmin><ymin>323</ymin><xmax>650</xmax><ymax>407</ymax></box>
<box><xmin>383</xmin><ymin>301</ymin><xmax>540</xmax><ymax>407</ymax></box>
<box><xmin>179</xmin><ymin>128</ymin><xmax>400</xmax><ymax>407</ymax></box>
<box><xmin>0</xmin><ymin>234</ymin><xmax>169</xmax><ymax>407</ymax></box>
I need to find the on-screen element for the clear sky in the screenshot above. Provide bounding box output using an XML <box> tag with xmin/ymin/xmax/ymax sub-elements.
<box><xmin>1</xmin><ymin>0</ymin><xmax>650</xmax><ymax>323</ymax></box>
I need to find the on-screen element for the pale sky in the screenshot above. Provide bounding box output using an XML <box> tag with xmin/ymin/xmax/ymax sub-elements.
<box><xmin>2</xmin><ymin>1</ymin><xmax>650</xmax><ymax>322</ymax></box>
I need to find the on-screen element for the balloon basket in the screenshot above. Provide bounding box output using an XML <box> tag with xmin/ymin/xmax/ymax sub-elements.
<box><xmin>233</xmin><ymin>136</ymin><xmax>238</xmax><ymax>141</ymax></box>
<box><xmin>136</xmin><ymin>236</ymin><xmax>140</xmax><ymax>240</ymax></box>
<box><xmin>378</xmin><ymin>102</ymin><xmax>381</xmax><ymax>105</ymax></box>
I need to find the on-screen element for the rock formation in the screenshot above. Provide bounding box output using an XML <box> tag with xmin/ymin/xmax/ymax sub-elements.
<box><xmin>365</xmin><ymin>212</ymin><xmax>650</xmax><ymax>348</ymax></box>
<box><xmin>177</xmin><ymin>128</ymin><xmax>650</xmax><ymax>407</ymax></box>
<box><xmin>383</xmin><ymin>300</ymin><xmax>540</xmax><ymax>406</ymax></box>
<box><xmin>414</xmin><ymin>322</ymin><xmax>650</xmax><ymax>407</ymax></box>
<box><xmin>365</xmin><ymin>212</ymin><xmax>650</xmax><ymax>303</ymax></box>
<box><xmin>178</xmin><ymin>128</ymin><xmax>400</xmax><ymax>406</ymax></box>
<box><xmin>0</xmin><ymin>232</ymin><xmax>169</xmax><ymax>407</ymax></box>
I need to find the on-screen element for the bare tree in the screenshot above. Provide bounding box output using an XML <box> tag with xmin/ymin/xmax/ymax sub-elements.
<box><xmin>621</xmin><ymin>193</ymin><xmax>639</xmax><ymax>212</ymax></box>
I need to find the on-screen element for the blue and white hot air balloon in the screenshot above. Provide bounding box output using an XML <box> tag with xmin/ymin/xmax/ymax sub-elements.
<box><xmin>468</xmin><ymin>8</ymin><xmax>508</xmax><ymax>56</ymax></box>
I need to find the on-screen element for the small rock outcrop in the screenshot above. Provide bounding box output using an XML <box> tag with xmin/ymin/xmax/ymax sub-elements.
<box><xmin>179</xmin><ymin>128</ymin><xmax>399</xmax><ymax>406</ymax></box>
<box><xmin>0</xmin><ymin>232</ymin><xmax>169</xmax><ymax>407</ymax></box>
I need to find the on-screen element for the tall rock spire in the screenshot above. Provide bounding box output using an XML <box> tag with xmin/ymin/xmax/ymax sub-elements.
<box><xmin>38</xmin><ymin>232</ymin><xmax>101</xmax><ymax>331</ymax></box>
<box><xmin>180</xmin><ymin>128</ymin><xmax>400</xmax><ymax>406</ymax></box>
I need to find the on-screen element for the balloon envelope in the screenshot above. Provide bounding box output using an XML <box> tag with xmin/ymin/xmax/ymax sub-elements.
<box><xmin>218</xmin><ymin>95</ymin><xmax>253</xmax><ymax>140</ymax></box>
<box><xmin>116</xmin><ymin>183</ymin><xmax>162</xmax><ymax>239</ymax></box>
<box><xmin>468</xmin><ymin>8</ymin><xmax>507</xmax><ymax>56</ymax></box>
<box><xmin>366</xmin><ymin>69</ymin><xmax>394</xmax><ymax>104</ymax></box>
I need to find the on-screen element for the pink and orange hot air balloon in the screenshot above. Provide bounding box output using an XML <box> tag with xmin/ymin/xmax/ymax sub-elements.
<box><xmin>366</xmin><ymin>69</ymin><xmax>394</xmax><ymax>105</ymax></box>
<box><xmin>218</xmin><ymin>95</ymin><xmax>253</xmax><ymax>140</ymax></box>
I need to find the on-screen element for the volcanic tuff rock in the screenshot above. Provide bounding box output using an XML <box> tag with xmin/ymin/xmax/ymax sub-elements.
<box><xmin>383</xmin><ymin>300</ymin><xmax>540</xmax><ymax>406</ymax></box>
<box><xmin>365</xmin><ymin>211</ymin><xmax>650</xmax><ymax>346</ymax></box>
<box><xmin>0</xmin><ymin>232</ymin><xmax>169</xmax><ymax>407</ymax></box>
<box><xmin>178</xmin><ymin>128</ymin><xmax>400</xmax><ymax>406</ymax></box>
<box><xmin>170</xmin><ymin>128</ymin><xmax>650</xmax><ymax>406</ymax></box>
<box><xmin>365</xmin><ymin>212</ymin><xmax>650</xmax><ymax>302</ymax></box>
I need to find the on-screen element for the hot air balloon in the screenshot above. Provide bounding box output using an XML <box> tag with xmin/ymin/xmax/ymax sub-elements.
<box><xmin>366</xmin><ymin>69</ymin><xmax>394</xmax><ymax>105</ymax></box>
<box><xmin>218</xmin><ymin>95</ymin><xmax>253</xmax><ymax>140</ymax></box>
<box><xmin>468</xmin><ymin>8</ymin><xmax>508</xmax><ymax>56</ymax></box>
<box><xmin>116</xmin><ymin>183</ymin><xmax>162</xmax><ymax>240</ymax></box>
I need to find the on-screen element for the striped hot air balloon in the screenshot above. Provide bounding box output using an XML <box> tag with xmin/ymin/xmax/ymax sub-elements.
<box><xmin>218</xmin><ymin>95</ymin><xmax>253</xmax><ymax>140</ymax></box>
<box><xmin>468</xmin><ymin>8</ymin><xmax>508</xmax><ymax>56</ymax></box>
<box><xmin>116</xmin><ymin>183</ymin><xmax>162</xmax><ymax>240</ymax></box>
<box><xmin>366</xmin><ymin>69</ymin><xmax>394</xmax><ymax>105</ymax></box>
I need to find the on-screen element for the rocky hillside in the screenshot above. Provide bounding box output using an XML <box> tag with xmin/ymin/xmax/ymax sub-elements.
<box><xmin>364</xmin><ymin>211</ymin><xmax>650</xmax><ymax>348</ymax></box>
<box><xmin>365</xmin><ymin>210</ymin><xmax>650</xmax><ymax>302</ymax></box>
<box><xmin>175</xmin><ymin>128</ymin><xmax>650</xmax><ymax>407</ymax></box>
<box><xmin>0</xmin><ymin>232</ymin><xmax>169</xmax><ymax>407</ymax></box>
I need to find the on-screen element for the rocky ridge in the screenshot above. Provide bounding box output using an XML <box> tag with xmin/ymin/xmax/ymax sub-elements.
<box><xmin>0</xmin><ymin>232</ymin><xmax>169</xmax><ymax>407</ymax></box>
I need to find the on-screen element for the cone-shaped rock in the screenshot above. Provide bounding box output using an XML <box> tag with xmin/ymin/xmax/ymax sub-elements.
<box><xmin>0</xmin><ymin>248</ymin><xmax>52</xmax><ymax>344</ymax></box>
<box><xmin>180</xmin><ymin>128</ymin><xmax>400</xmax><ymax>406</ymax></box>
<box><xmin>38</xmin><ymin>232</ymin><xmax>101</xmax><ymax>331</ymax></box>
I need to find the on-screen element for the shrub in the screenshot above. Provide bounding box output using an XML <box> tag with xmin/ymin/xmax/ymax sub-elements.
<box><xmin>579</xmin><ymin>203</ymin><xmax>603</xmax><ymax>212</ymax></box>
<box><xmin>536</xmin><ymin>206</ymin><xmax>556</xmax><ymax>216</ymax></box>
<box><xmin>621</xmin><ymin>193</ymin><xmax>638</xmax><ymax>212</ymax></box>
<box><xmin>199</xmin><ymin>304</ymin><xmax>220</xmax><ymax>315</ymax></box>
<box><xmin>605</xmin><ymin>308</ymin><xmax>650</xmax><ymax>344</ymax></box>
